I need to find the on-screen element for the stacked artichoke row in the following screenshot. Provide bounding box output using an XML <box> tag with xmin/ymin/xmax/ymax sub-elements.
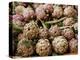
<box><xmin>9</xmin><ymin>2</ymin><xmax>78</xmax><ymax>57</ymax></box>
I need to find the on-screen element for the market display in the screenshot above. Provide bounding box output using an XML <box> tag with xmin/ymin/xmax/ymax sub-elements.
<box><xmin>9</xmin><ymin>2</ymin><xmax>78</xmax><ymax>57</ymax></box>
